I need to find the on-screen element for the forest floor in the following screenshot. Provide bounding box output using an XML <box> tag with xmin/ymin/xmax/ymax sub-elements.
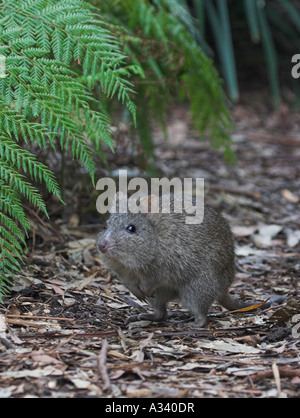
<box><xmin>0</xmin><ymin>93</ymin><xmax>299</xmax><ymax>398</ymax></box>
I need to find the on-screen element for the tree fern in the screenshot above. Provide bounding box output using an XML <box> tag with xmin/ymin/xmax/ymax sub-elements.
<box><xmin>99</xmin><ymin>0</ymin><xmax>233</xmax><ymax>160</ymax></box>
<box><xmin>0</xmin><ymin>0</ymin><xmax>138</xmax><ymax>299</ymax></box>
<box><xmin>0</xmin><ymin>0</ymin><xmax>233</xmax><ymax>299</ymax></box>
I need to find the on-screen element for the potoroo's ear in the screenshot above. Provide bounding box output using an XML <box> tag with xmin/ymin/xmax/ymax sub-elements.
<box><xmin>139</xmin><ymin>194</ymin><xmax>160</xmax><ymax>214</ymax></box>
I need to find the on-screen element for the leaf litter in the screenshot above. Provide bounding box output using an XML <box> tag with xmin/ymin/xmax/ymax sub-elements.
<box><xmin>0</xmin><ymin>97</ymin><xmax>300</xmax><ymax>398</ymax></box>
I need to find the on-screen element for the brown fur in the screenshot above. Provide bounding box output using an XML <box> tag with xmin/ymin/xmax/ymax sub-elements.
<box><xmin>97</xmin><ymin>195</ymin><xmax>251</xmax><ymax>327</ymax></box>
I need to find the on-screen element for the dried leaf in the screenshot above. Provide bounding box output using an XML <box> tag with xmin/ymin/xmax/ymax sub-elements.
<box><xmin>30</xmin><ymin>349</ymin><xmax>63</xmax><ymax>365</ymax></box>
<box><xmin>226</xmin><ymin>299</ymin><xmax>270</xmax><ymax>314</ymax></box>
<box><xmin>0</xmin><ymin>367</ymin><xmax>63</xmax><ymax>379</ymax></box>
<box><xmin>76</xmin><ymin>272</ymin><xmax>97</xmax><ymax>290</ymax></box>
<box><xmin>232</xmin><ymin>225</ymin><xmax>258</xmax><ymax>237</ymax></box>
<box><xmin>285</xmin><ymin>229</ymin><xmax>300</xmax><ymax>248</ymax></box>
<box><xmin>197</xmin><ymin>339</ymin><xmax>260</xmax><ymax>354</ymax></box>
<box><xmin>253</xmin><ymin>224</ymin><xmax>283</xmax><ymax>247</ymax></box>
<box><xmin>269</xmin><ymin>299</ymin><xmax>300</xmax><ymax>325</ymax></box>
<box><xmin>281</xmin><ymin>189</ymin><xmax>299</xmax><ymax>203</ymax></box>
<box><xmin>69</xmin><ymin>378</ymin><xmax>91</xmax><ymax>389</ymax></box>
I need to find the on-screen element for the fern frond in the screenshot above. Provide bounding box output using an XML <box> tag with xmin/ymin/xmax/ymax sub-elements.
<box><xmin>0</xmin><ymin>220</ymin><xmax>24</xmax><ymax>254</ymax></box>
<box><xmin>100</xmin><ymin>0</ymin><xmax>232</xmax><ymax>157</ymax></box>
<box><xmin>0</xmin><ymin>102</ymin><xmax>55</xmax><ymax>148</ymax></box>
<box><xmin>0</xmin><ymin>0</ymin><xmax>140</xmax><ymax>299</ymax></box>
<box><xmin>0</xmin><ymin>135</ymin><xmax>61</xmax><ymax>197</ymax></box>
<box><xmin>0</xmin><ymin>159</ymin><xmax>48</xmax><ymax>215</ymax></box>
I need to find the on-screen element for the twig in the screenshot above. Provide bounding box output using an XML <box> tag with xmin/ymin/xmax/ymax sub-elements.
<box><xmin>116</xmin><ymin>379</ymin><xmax>263</xmax><ymax>396</ymax></box>
<box><xmin>252</xmin><ymin>367</ymin><xmax>300</xmax><ymax>382</ymax></box>
<box><xmin>118</xmin><ymin>294</ymin><xmax>148</xmax><ymax>312</ymax></box>
<box><xmin>18</xmin><ymin>330</ymin><xmax>118</xmax><ymax>339</ymax></box>
<box><xmin>272</xmin><ymin>363</ymin><xmax>281</xmax><ymax>395</ymax></box>
<box><xmin>98</xmin><ymin>338</ymin><xmax>112</xmax><ymax>393</ymax></box>
<box><xmin>6</xmin><ymin>314</ymin><xmax>75</xmax><ymax>322</ymax></box>
<box><xmin>158</xmin><ymin>325</ymin><xmax>263</xmax><ymax>337</ymax></box>
<box><xmin>6</xmin><ymin>318</ymin><xmax>58</xmax><ymax>329</ymax></box>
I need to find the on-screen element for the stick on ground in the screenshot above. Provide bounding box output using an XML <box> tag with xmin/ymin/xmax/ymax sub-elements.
<box><xmin>98</xmin><ymin>338</ymin><xmax>111</xmax><ymax>393</ymax></box>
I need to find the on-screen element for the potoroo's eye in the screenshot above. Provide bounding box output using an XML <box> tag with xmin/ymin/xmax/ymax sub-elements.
<box><xmin>126</xmin><ymin>224</ymin><xmax>136</xmax><ymax>233</ymax></box>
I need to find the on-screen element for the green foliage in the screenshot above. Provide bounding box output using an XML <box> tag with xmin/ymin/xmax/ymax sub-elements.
<box><xmin>0</xmin><ymin>0</ymin><xmax>137</xmax><ymax>299</ymax></box>
<box><xmin>99</xmin><ymin>0</ymin><xmax>233</xmax><ymax>160</ymax></box>
<box><xmin>174</xmin><ymin>0</ymin><xmax>300</xmax><ymax>103</ymax></box>
<box><xmin>0</xmin><ymin>0</ymin><xmax>233</xmax><ymax>299</ymax></box>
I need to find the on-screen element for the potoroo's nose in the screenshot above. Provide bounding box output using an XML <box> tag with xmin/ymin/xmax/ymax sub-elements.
<box><xmin>98</xmin><ymin>239</ymin><xmax>108</xmax><ymax>254</ymax></box>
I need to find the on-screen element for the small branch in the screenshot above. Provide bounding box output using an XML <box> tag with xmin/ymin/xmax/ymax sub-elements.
<box><xmin>18</xmin><ymin>330</ymin><xmax>118</xmax><ymax>340</ymax></box>
<box><xmin>6</xmin><ymin>314</ymin><xmax>74</xmax><ymax>322</ymax></box>
<box><xmin>252</xmin><ymin>367</ymin><xmax>300</xmax><ymax>382</ymax></box>
<box><xmin>98</xmin><ymin>338</ymin><xmax>111</xmax><ymax>393</ymax></box>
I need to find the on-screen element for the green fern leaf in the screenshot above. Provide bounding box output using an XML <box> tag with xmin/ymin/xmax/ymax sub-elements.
<box><xmin>0</xmin><ymin>0</ymin><xmax>140</xmax><ymax>299</ymax></box>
